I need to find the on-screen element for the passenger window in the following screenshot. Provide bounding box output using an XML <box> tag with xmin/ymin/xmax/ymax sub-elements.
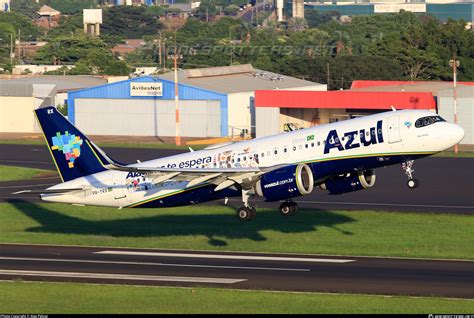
<box><xmin>305</xmin><ymin>144</ymin><xmax>308</xmax><ymax>149</ymax></box>
<box><xmin>293</xmin><ymin>146</ymin><xmax>296</xmax><ymax>151</ymax></box>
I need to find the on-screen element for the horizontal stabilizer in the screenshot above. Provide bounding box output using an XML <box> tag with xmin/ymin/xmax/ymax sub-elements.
<box><xmin>12</xmin><ymin>188</ymin><xmax>84</xmax><ymax>195</ymax></box>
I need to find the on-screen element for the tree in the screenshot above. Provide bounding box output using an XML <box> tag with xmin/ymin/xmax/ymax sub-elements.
<box><xmin>193</xmin><ymin>0</ymin><xmax>218</xmax><ymax>21</ymax></box>
<box><xmin>46</xmin><ymin>14</ymin><xmax>84</xmax><ymax>38</ymax></box>
<box><xmin>0</xmin><ymin>12</ymin><xmax>42</xmax><ymax>40</ymax></box>
<box><xmin>73</xmin><ymin>50</ymin><xmax>129</xmax><ymax>75</ymax></box>
<box><xmin>305</xmin><ymin>10</ymin><xmax>340</xmax><ymax>28</ymax></box>
<box><xmin>33</xmin><ymin>34</ymin><xmax>109</xmax><ymax>64</ymax></box>
<box><xmin>49</xmin><ymin>0</ymin><xmax>97</xmax><ymax>15</ymax></box>
<box><xmin>101</xmin><ymin>6</ymin><xmax>163</xmax><ymax>39</ymax></box>
<box><xmin>224</xmin><ymin>5</ymin><xmax>239</xmax><ymax>16</ymax></box>
<box><xmin>0</xmin><ymin>22</ymin><xmax>15</xmax><ymax>67</ymax></box>
<box><xmin>10</xmin><ymin>0</ymin><xmax>40</xmax><ymax>19</ymax></box>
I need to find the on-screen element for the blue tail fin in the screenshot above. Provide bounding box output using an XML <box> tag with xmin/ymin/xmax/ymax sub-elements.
<box><xmin>35</xmin><ymin>106</ymin><xmax>110</xmax><ymax>182</ymax></box>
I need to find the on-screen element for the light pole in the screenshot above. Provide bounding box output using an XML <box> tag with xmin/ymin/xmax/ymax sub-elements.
<box><xmin>449</xmin><ymin>58</ymin><xmax>460</xmax><ymax>154</ymax></box>
<box><xmin>173</xmin><ymin>29</ymin><xmax>181</xmax><ymax>146</ymax></box>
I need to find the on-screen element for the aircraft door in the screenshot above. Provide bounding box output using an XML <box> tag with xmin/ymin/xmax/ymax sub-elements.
<box><xmin>387</xmin><ymin>116</ymin><xmax>402</xmax><ymax>144</ymax></box>
<box><xmin>112</xmin><ymin>172</ymin><xmax>127</xmax><ymax>200</ymax></box>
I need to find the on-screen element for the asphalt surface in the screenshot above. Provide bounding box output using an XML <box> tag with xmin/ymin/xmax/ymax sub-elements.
<box><xmin>1</xmin><ymin>144</ymin><xmax>473</xmax><ymax>214</ymax></box>
<box><xmin>0</xmin><ymin>244</ymin><xmax>472</xmax><ymax>298</ymax></box>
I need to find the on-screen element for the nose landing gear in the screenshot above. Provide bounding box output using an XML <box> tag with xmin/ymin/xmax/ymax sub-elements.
<box><xmin>402</xmin><ymin>160</ymin><xmax>419</xmax><ymax>189</ymax></box>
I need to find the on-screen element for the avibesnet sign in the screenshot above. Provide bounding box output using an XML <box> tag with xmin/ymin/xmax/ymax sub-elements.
<box><xmin>130</xmin><ymin>82</ymin><xmax>163</xmax><ymax>97</ymax></box>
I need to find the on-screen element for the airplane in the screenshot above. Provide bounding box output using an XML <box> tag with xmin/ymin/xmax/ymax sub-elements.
<box><xmin>16</xmin><ymin>106</ymin><xmax>464</xmax><ymax>221</ymax></box>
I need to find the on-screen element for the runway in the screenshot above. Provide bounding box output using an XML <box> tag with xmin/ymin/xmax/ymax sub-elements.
<box><xmin>1</xmin><ymin>144</ymin><xmax>473</xmax><ymax>213</ymax></box>
<box><xmin>0</xmin><ymin>244</ymin><xmax>472</xmax><ymax>298</ymax></box>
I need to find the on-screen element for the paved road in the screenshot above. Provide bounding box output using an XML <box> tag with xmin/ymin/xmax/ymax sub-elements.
<box><xmin>0</xmin><ymin>244</ymin><xmax>472</xmax><ymax>298</ymax></box>
<box><xmin>1</xmin><ymin>144</ymin><xmax>473</xmax><ymax>213</ymax></box>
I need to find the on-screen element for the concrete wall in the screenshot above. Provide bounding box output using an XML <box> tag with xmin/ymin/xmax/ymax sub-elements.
<box><xmin>227</xmin><ymin>92</ymin><xmax>253</xmax><ymax>136</ymax></box>
<box><xmin>438</xmin><ymin>97</ymin><xmax>473</xmax><ymax>145</ymax></box>
<box><xmin>0</xmin><ymin>97</ymin><xmax>39</xmax><ymax>133</ymax></box>
<box><xmin>75</xmin><ymin>98</ymin><xmax>221</xmax><ymax>137</ymax></box>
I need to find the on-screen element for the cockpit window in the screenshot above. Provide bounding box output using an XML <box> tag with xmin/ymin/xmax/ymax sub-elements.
<box><xmin>415</xmin><ymin>116</ymin><xmax>445</xmax><ymax>128</ymax></box>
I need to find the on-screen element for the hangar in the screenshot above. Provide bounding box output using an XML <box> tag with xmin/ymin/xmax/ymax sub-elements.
<box><xmin>255</xmin><ymin>80</ymin><xmax>474</xmax><ymax>146</ymax></box>
<box><xmin>255</xmin><ymin>90</ymin><xmax>436</xmax><ymax>137</ymax></box>
<box><xmin>67</xmin><ymin>64</ymin><xmax>325</xmax><ymax>138</ymax></box>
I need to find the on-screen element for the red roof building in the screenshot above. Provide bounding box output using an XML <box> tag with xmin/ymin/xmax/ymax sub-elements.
<box><xmin>254</xmin><ymin>89</ymin><xmax>437</xmax><ymax>137</ymax></box>
<box><xmin>255</xmin><ymin>90</ymin><xmax>436</xmax><ymax>110</ymax></box>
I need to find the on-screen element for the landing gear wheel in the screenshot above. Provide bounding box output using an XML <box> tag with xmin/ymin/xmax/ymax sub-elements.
<box><xmin>237</xmin><ymin>207</ymin><xmax>256</xmax><ymax>221</ymax></box>
<box><xmin>280</xmin><ymin>201</ymin><xmax>298</xmax><ymax>217</ymax></box>
<box><xmin>407</xmin><ymin>178</ymin><xmax>419</xmax><ymax>189</ymax></box>
<box><xmin>249</xmin><ymin>206</ymin><xmax>257</xmax><ymax>220</ymax></box>
<box><xmin>289</xmin><ymin>201</ymin><xmax>298</xmax><ymax>216</ymax></box>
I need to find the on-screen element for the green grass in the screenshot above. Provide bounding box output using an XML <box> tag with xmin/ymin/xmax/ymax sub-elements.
<box><xmin>1</xmin><ymin>202</ymin><xmax>473</xmax><ymax>260</ymax></box>
<box><xmin>0</xmin><ymin>139</ymin><xmax>206</xmax><ymax>150</ymax></box>
<box><xmin>433</xmin><ymin>151</ymin><xmax>474</xmax><ymax>158</ymax></box>
<box><xmin>0</xmin><ymin>165</ymin><xmax>53</xmax><ymax>182</ymax></box>
<box><xmin>0</xmin><ymin>281</ymin><xmax>472</xmax><ymax>313</ymax></box>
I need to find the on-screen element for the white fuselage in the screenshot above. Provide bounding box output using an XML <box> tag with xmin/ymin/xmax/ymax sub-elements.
<box><xmin>42</xmin><ymin>109</ymin><xmax>464</xmax><ymax>208</ymax></box>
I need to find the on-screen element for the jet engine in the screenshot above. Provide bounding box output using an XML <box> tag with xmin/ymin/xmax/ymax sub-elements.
<box><xmin>320</xmin><ymin>170</ymin><xmax>376</xmax><ymax>195</ymax></box>
<box><xmin>255</xmin><ymin>163</ymin><xmax>314</xmax><ymax>201</ymax></box>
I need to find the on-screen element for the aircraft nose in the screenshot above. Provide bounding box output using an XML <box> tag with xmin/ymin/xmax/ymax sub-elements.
<box><xmin>451</xmin><ymin>124</ymin><xmax>465</xmax><ymax>144</ymax></box>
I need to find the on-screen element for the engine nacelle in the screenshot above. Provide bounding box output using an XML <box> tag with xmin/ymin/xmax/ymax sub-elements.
<box><xmin>321</xmin><ymin>170</ymin><xmax>376</xmax><ymax>195</ymax></box>
<box><xmin>255</xmin><ymin>163</ymin><xmax>314</xmax><ymax>201</ymax></box>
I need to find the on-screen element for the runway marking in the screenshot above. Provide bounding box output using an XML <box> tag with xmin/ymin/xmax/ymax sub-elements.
<box><xmin>95</xmin><ymin>251</ymin><xmax>355</xmax><ymax>263</ymax></box>
<box><xmin>0</xmin><ymin>269</ymin><xmax>246</xmax><ymax>284</ymax></box>
<box><xmin>0</xmin><ymin>257</ymin><xmax>310</xmax><ymax>272</ymax></box>
<box><xmin>295</xmin><ymin>200</ymin><xmax>474</xmax><ymax>210</ymax></box>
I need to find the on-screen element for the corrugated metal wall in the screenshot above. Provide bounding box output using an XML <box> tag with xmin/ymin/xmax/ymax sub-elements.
<box><xmin>68</xmin><ymin>76</ymin><xmax>228</xmax><ymax>136</ymax></box>
<box><xmin>256</xmin><ymin>107</ymin><xmax>280</xmax><ymax>138</ymax></box>
<box><xmin>75</xmin><ymin>99</ymin><xmax>221</xmax><ymax>138</ymax></box>
<box><xmin>438</xmin><ymin>87</ymin><xmax>473</xmax><ymax>145</ymax></box>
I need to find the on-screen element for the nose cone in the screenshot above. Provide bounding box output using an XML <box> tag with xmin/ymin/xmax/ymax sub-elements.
<box><xmin>451</xmin><ymin>124</ymin><xmax>465</xmax><ymax>145</ymax></box>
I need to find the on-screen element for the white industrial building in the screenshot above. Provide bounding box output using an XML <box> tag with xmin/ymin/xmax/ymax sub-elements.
<box><xmin>67</xmin><ymin>64</ymin><xmax>326</xmax><ymax>138</ymax></box>
<box><xmin>0</xmin><ymin>76</ymin><xmax>107</xmax><ymax>133</ymax></box>
<box><xmin>437</xmin><ymin>85</ymin><xmax>473</xmax><ymax>145</ymax></box>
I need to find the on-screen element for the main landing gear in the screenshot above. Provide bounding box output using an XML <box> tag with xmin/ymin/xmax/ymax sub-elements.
<box><xmin>401</xmin><ymin>160</ymin><xmax>419</xmax><ymax>189</ymax></box>
<box><xmin>236</xmin><ymin>189</ymin><xmax>299</xmax><ymax>221</ymax></box>
<box><xmin>279</xmin><ymin>200</ymin><xmax>298</xmax><ymax>217</ymax></box>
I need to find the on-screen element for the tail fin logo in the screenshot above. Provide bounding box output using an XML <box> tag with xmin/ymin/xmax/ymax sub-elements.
<box><xmin>51</xmin><ymin>131</ymin><xmax>83</xmax><ymax>168</ymax></box>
